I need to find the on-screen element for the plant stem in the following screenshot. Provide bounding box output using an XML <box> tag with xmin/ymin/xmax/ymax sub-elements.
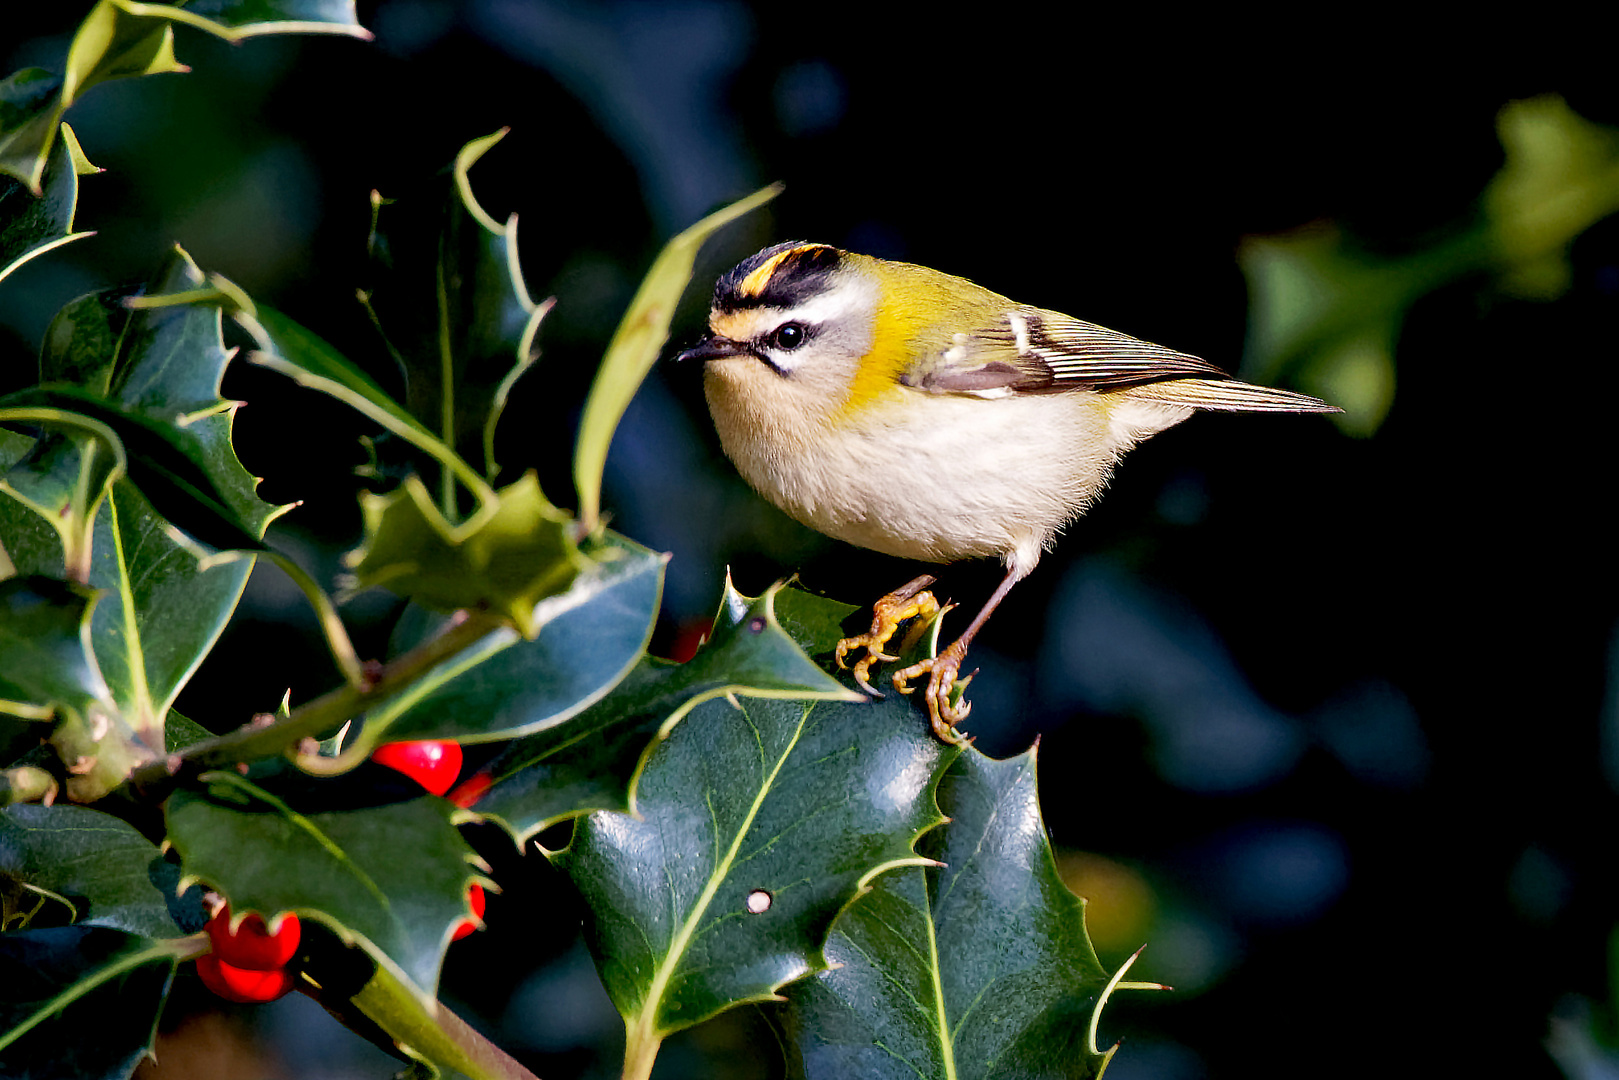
<box><xmin>1</xmin><ymin>766</ymin><xmax>57</xmax><ymax>806</ymax></box>
<box><xmin>348</xmin><ymin>965</ymin><xmax>544</xmax><ymax>1080</ymax></box>
<box><xmin>621</xmin><ymin>1015</ymin><xmax>662</xmax><ymax>1080</ymax></box>
<box><xmin>123</xmin><ymin>610</ymin><xmax>503</xmax><ymax>797</ymax></box>
<box><xmin>265</xmin><ymin>550</ymin><xmax>366</xmax><ymax>687</ymax></box>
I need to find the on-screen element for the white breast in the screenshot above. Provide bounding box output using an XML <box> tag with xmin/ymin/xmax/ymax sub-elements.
<box><xmin>706</xmin><ymin>371</ymin><xmax>1188</xmax><ymax>579</ymax></box>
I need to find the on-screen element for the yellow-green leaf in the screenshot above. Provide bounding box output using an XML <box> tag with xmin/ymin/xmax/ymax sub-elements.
<box><xmin>347</xmin><ymin>471</ymin><xmax>588</xmax><ymax>638</ymax></box>
<box><xmin>573</xmin><ymin>184</ymin><xmax>780</xmax><ymax>532</ymax></box>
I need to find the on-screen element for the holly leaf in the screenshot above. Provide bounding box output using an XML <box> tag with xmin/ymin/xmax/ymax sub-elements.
<box><xmin>0</xmin><ymin>576</ymin><xmax>115</xmax><ymax>727</ymax></box>
<box><xmin>574</xmin><ymin>184</ymin><xmax>780</xmax><ymax>531</ymax></box>
<box><xmin>360</xmin><ymin>128</ymin><xmax>546</xmax><ymax>491</ymax></box>
<box><xmin>163</xmin><ymin>709</ymin><xmax>215</xmax><ymax>754</ymax></box>
<box><xmin>347</xmin><ymin>471</ymin><xmax>588</xmax><ymax>638</ymax></box>
<box><xmin>0</xmin><ymin>384</ymin><xmax>270</xmax><ymax>554</ymax></box>
<box><xmin>118</xmin><ymin>0</ymin><xmax>373</xmax><ymax>41</ymax></box>
<box><xmin>0</xmin><ymin>804</ymin><xmax>179</xmax><ymax>938</ymax></box>
<box><xmin>0</xmin><ymin>0</ymin><xmax>185</xmax><ymax>192</ymax></box>
<box><xmin>470</xmin><ymin>579</ymin><xmax>866</xmax><ymax>840</ymax></box>
<box><xmin>0</xmin><ymin>122</ymin><xmax>96</xmax><ymax>286</ymax></box>
<box><xmin>241</xmin><ymin>303</ymin><xmax>463</xmax><ymax>480</ymax></box>
<box><xmin>59</xmin><ymin>2</ymin><xmax>188</xmax><ymax>110</ymax></box>
<box><xmin>0</xmin><ymin>573</ymin><xmax>147</xmax><ymax>801</ymax></box>
<box><xmin>0</xmin><ymin>5</ymin><xmax>182</xmax><ymax>192</ymax></box>
<box><xmin>0</xmin><ymin>395</ymin><xmax>124</xmax><ymax>578</ymax></box>
<box><xmin>2</xmin><ymin>1</ymin><xmax>367</xmax><ymax>192</ymax></box>
<box><xmin>0</xmin><ymin>928</ymin><xmax>187</xmax><ymax>1080</ymax></box>
<box><xmin>1484</xmin><ymin>95</ymin><xmax>1619</xmax><ymax>296</ymax></box>
<box><xmin>1</xmin><ymin>248</ymin><xmax>289</xmax><ymax>755</ymax></box>
<box><xmin>553</xmin><ymin>582</ymin><xmax>939</xmax><ymax>1073</ymax></box>
<box><xmin>0</xmin><ymin>69</ymin><xmax>65</xmax><ymax>194</ymax></box>
<box><xmin>780</xmin><ymin>745</ymin><xmax>1158</xmax><ymax>1080</ymax></box>
<box><xmin>353</xmin><ymin>530</ymin><xmax>663</xmax><ymax>754</ymax></box>
<box><xmin>166</xmin><ymin>770</ymin><xmax>487</xmax><ymax>1002</ymax></box>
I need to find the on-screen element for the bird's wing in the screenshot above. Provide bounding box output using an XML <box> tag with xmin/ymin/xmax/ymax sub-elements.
<box><xmin>900</xmin><ymin>307</ymin><xmax>1338</xmax><ymax>413</ymax></box>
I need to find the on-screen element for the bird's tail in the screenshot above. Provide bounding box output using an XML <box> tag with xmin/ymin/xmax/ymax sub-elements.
<box><xmin>1122</xmin><ymin>377</ymin><xmax>1340</xmax><ymax>414</ymax></box>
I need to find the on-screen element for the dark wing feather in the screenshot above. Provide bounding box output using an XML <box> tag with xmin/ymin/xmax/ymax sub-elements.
<box><xmin>1015</xmin><ymin>310</ymin><xmax>1230</xmax><ymax>389</ymax></box>
<box><xmin>903</xmin><ymin>307</ymin><xmax>1338</xmax><ymax>413</ymax></box>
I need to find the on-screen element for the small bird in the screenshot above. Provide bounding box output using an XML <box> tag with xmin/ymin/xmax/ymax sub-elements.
<box><xmin>680</xmin><ymin>241</ymin><xmax>1337</xmax><ymax>743</ymax></box>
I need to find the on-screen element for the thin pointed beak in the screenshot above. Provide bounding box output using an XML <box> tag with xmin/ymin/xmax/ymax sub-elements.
<box><xmin>676</xmin><ymin>334</ymin><xmax>751</xmax><ymax>363</ymax></box>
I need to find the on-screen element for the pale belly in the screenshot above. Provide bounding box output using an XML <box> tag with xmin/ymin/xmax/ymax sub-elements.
<box><xmin>716</xmin><ymin>391</ymin><xmax>1153</xmax><ymax>575</ymax></box>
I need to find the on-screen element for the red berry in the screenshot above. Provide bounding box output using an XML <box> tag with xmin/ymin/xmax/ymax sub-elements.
<box><xmin>206</xmin><ymin>905</ymin><xmax>301</xmax><ymax>971</ymax></box>
<box><xmin>372</xmin><ymin>740</ymin><xmax>463</xmax><ymax>796</ymax></box>
<box><xmin>447</xmin><ymin>771</ymin><xmax>493</xmax><ymax>808</ymax></box>
<box><xmin>452</xmin><ymin>883</ymin><xmax>486</xmax><ymax>941</ymax></box>
<box><xmin>663</xmin><ymin>618</ymin><xmax>713</xmax><ymax>664</ymax></box>
<box><xmin>197</xmin><ymin>953</ymin><xmax>295</xmax><ymax>1004</ymax></box>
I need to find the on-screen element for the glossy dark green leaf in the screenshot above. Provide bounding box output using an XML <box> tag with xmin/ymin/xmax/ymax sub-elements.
<box><xmin>163</xmin><ymin>708</ymin><xmax>214</xmax><ymax>753</ymax></box>
<box><xmin>781</xmin><ymin>746</ymin><xmax>1139</xmax><ymax>1080</ymax></box>
<box><xmin>0</xmin><ymin>401</ymin><xmax>122</xmax><ymax>577</ymax></box>
<box><xmin>166</xmin><ymin>770</ymin><xmax>486</xmax><ymax>1001</ymax></box>
<box><xmin>0</xmin><ymin>927</ymin><xmax>184</xmax><ymax>1080</ymax></box>
<box><xmin>472</xmin><ymin>580</ymin><xmax>864</xmax><ymax>840</ymax></box>
<box><xmin>0</xmin><ymin>122</ymin><xmax>95</xmax><ymax>286</ymax></box>
<box><xmin>242</xmin><ymin>303</ymin><xmax>455</xmax><ymax>469</ymax></box>
<box><xmin>2</xmin><ymin>250</ymin><xmax>288</xmax><ymax>750</ymax></box>
<box><xmin>356</xmin><ymin>531</ymin><xmax>663</xmax><ymax>753</ymax></box>
<box><xmin>0</xmin><ymin>68</ymin><xmax>64</xmax><ymax>192</ymax></box>
<box><xmin>0</xmin><ymin>803</ymin><xmax>178</xmax><ymax>937</ymax></box>
<box><xmin>1</xmin><ymin>0</ymin><xmax>366</xmax><ymax>190</ymax></box>
<box><xmin>0</xmin><ymin>385</ymin><xmax>267</xmax><ymax>553</ymax></box>
<box><xmin>553</xmin><ymin>584</ymin><xmax>940</xmax><ymax>1070</ymax></box>
<box><xmin>359</xmin><ymin>129</ymin><xmax>542</xmax><ymax>488</ymax></box>
<box><xmin>0</xmin><ymin>576</ymin><xmax>115</xmax><ymax>726</ymax></box>
<box><xmin>347</xmin><ymin>471</ymin><xmax>587</xmax><ymax>638</ymax></box>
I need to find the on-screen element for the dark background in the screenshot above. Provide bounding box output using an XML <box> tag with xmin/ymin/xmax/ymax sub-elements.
<box><xmin>4</xmin><ymin>4</ymin><xmax>1617</xmax><ymax>1078</ymax></box>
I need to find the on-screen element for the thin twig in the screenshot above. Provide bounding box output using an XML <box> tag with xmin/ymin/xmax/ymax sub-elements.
<box><xmin>124</xmin><ymin>610</ymin><xmax>504</xmax><ymax>798</ymax></box>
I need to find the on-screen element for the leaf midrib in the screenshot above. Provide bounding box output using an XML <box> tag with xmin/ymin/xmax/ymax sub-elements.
<box><xmin>637</xmin><ymin>700</ymin><xmax>811</xmax><ymax>1034</ymax></box>
<box><xmin>201</xmin><ymin>772</ymin><xmax>392</xmax><ymax>910</ymax></box>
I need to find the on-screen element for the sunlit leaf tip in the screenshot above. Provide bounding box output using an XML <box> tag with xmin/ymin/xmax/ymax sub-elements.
<box><xmin>573</xmin><ymin>183</ymin><xmax>783</xmax><ymax>533</ymax></box>
<box><xmin>0</xmin><ymin>121</ymin><xmax>98</xmax><ymax>285</ymax></box>
<box><xmin>1088</xmin><ymin>946</ymin><xmax>1171</xmax><ymax>1061</ymax></box>
<box><xmin>346</xmin><ymin>471</ymin><xmax>588</xmax><ymax>637</ymax></box>
<box><xmin>453</xmin><ymin>128</ymin><xmax>515</xmax><ymax>239</ymax></box>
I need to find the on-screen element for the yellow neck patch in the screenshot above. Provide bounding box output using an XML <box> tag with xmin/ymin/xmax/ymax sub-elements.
<box><xmin>839</xmin><ymin>293</ymin><xmax>923</xmax><ymax>420</ymax></box>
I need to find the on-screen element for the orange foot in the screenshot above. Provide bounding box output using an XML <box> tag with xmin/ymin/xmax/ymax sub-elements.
<box><xmin>892</xmin><ymin>638</ymin><xmax>975</xmax><ymax>745</ymax></box>
<box><xmin>835</xmin><ymin>575</ymin><xmax>940</xmax><ymax>697</ymax></box>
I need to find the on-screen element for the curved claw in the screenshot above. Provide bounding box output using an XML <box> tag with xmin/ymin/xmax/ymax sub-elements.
<box><xmin>850</xmin><ymin>653</ymin><xmax>886</xmax><ymax>698</ymax></box>
<box><xmin>835</xmin><ymin>578</ymin><xmax>941</xmax><ymax>699</ymax></box>
<box><xmin>894</xmin><ymin>645</ymin><xmax>974</xmax><ymax>744</ymax></box>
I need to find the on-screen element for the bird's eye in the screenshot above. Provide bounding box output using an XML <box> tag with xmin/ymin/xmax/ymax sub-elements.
<box><xmin>771</xmin><ymin>323</ymin><xmax>807</xmax><ymax>351</ymax></box>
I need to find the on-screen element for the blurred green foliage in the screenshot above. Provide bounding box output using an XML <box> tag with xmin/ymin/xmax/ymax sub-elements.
<box><xmin>1242</xmin><ymin>95</ymin><xmax>1619</xmax><ymax>435</ymax></box>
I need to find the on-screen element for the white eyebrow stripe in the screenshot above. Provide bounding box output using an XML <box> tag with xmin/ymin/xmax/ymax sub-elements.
<box><xmin>760</xmin><ymin>275</ymin><xmax>869</xmax><ymax>329</ymax></box>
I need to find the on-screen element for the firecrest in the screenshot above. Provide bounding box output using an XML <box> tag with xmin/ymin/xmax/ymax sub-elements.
<box><xmin>680</xmin><ymin>241</ymin><xmax>1337</xmax><ymax>743</ymax></box>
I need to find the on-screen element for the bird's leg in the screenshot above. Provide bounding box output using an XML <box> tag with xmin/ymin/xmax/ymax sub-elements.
<box><xmin>835</xmin><ymin>574</ymin><xmax>941</xmax><ymax>697</ymax></box>
<box><xmin>892</xmin><ymin>566</ymin><xmax>1021</xmax><ymax>744</ymax></box>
